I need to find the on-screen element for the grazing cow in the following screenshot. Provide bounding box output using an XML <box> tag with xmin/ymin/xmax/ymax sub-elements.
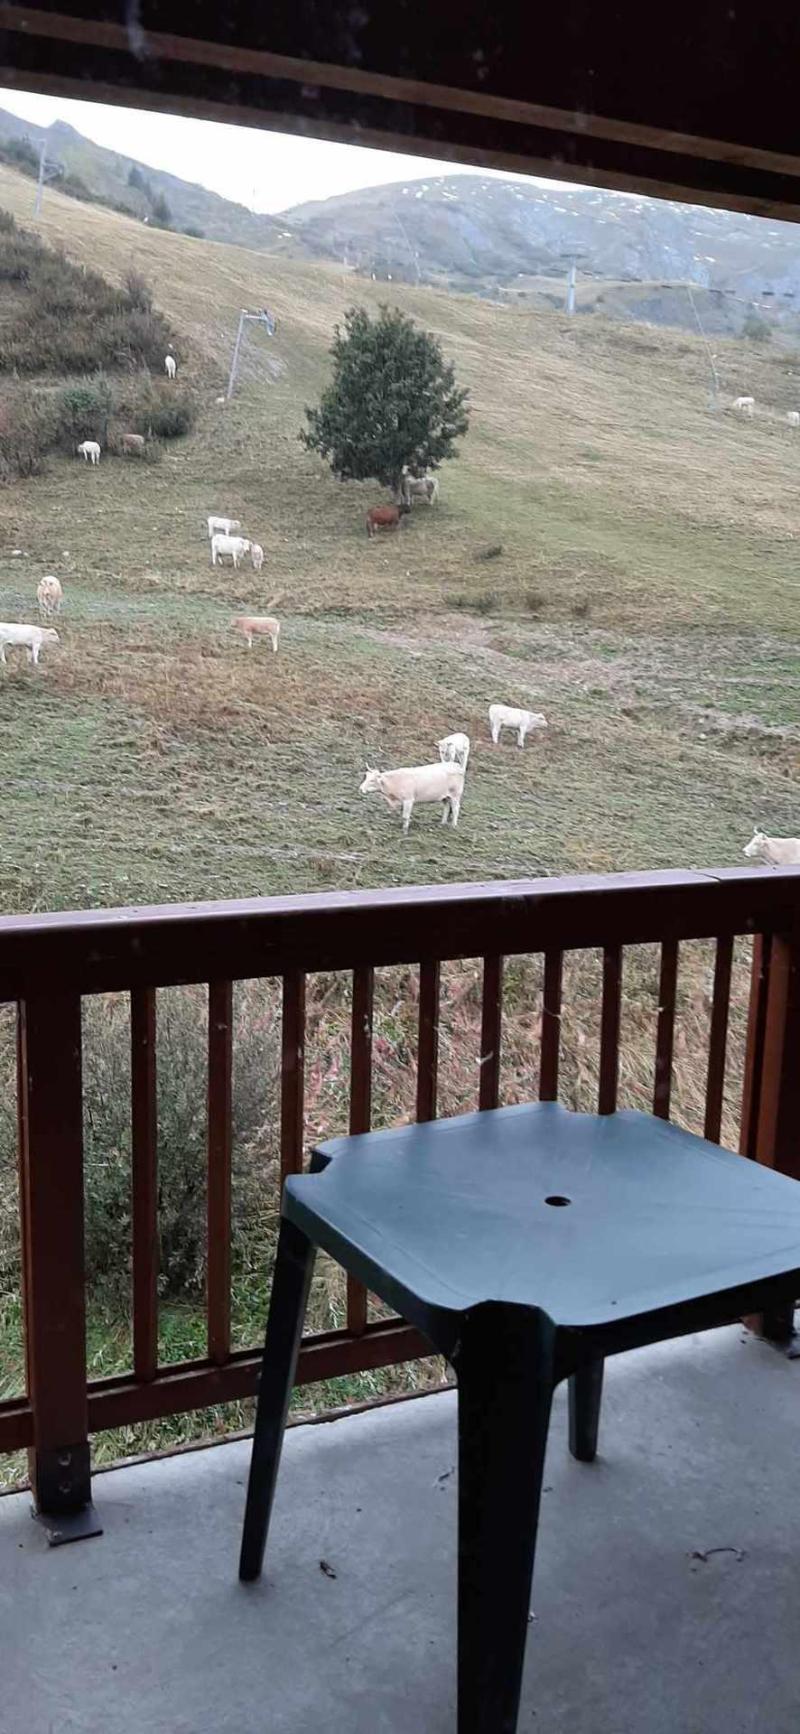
<box><xmin>36</xmin><ymin>575</ymin><xmax>63</xmax><ymax>619</ymax></box>
<box><xmin>360</xmin><ymin>762</ymin><xmax>464</xmax><ymax>833</ymax></box>
<box><xmin>231</xmin><ymin>615</ymin><xmax>280</xmax><ymax>652</ymax></box>
<box><xmin>489</xmin><ymin>704</ymin><xmax>548</xmax><ymax>748</ymax></box>
<box><xmin>207</xmin><ymin>515</ymin><xmax>241</xmax><ymax>539</ymax></box>
<box><xmin>787</xmin><ymin>412</ymin><xmax>800</xmax><ymax>428</ymax></box>
<box><xmin>120</xmin><ymin>431</ymin><xmax>146</xmax><ymax>456</ymax></box>
<box><xmin>77</xmin><ymin>440</ymin><xmax>101</xmax><ymax>464</ymax></box>
<box><xmin>366</xmin><ymin>503</ymin><xmax>409</xmax><ymax>538</ymax></box>
<box><xmin>743</xmin><ymin>827</ymin><xmax>800</xmax><ymax>865</ymax></box>
<box><xmin>212</xmin><ymin>533</ymin><xmax>250</xmax><ymax>568</ymax></box>
<box><xmin>732</xmin><ymin>396</ymin><xmax>755</xmax><ymax>418</ymax></box>
<box><xmin>0</xmin><ymin>623</ymin><xmax>59</xmax><ymax>665</ymax></box>
<box><xmin>250</xmin><ymin>543</ymin><xmax>264</xmax><ymax>571</ymax></box>
<box><xmin>437</xmin><ymin>731</ymin><xmax>470</xmax><ymax>770</ymax></box>
<box><xmin>165</xmin><ymin>354</ymin><xmax>177</xmax><ymax>379</ymax></box>
<box><xmin>402</xmin><ymin>469</ymin><xmax>439</xmax><ymax>507</ymax></box>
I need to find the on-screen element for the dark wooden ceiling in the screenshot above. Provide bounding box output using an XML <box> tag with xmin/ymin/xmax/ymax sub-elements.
<box><xmin>0</xmin><ymin>3</ymin><xmax>797</xmax><ymax>218</ymax></box>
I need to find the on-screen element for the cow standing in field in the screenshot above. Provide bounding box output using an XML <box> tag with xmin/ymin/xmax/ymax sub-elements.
<box><xmin>207</xmin><ymin>515</ymin><xmax>241</xmax><ymax>539</ymax></box>
<box><xmin>0</xmin><ymin>624</ymin><xmax>59</xmax><ymax>666</ymax></box>
<box><xmin>211</xmin><ymin>533</ymin><xmax>250</xmax><ymax>568</ymax></box>
<box><xmin>36</xmin><ymin>576</ymin><xmax>63</xmax><ymax>618</ymax></box>
<box><xmin>401</xmin><ymin>469</ymin><xmax>439</xmax><ymax>506</ymax></box>
<box><xmin>743</xmin><ymin>827</ymin><xmax>800</xmax><ymax>865</ymax></box>
<box><xmin>366</xmin><ymin>504</ymin><xmax>409</xmax><ymax>538</ymax></box>
<box><xmin>165</xmin><ymin>354</ymin><xmax>177</xmax><ymax>379</ymax></box>
<box><xmin>489</xmin><ymin>704</ymin><xmax>548</xmax><ymax>748</ymax></box>
<box><xmin>120</xmin><ymin>432</ymin><xmax>146</xmax><ymax>456</ymax></box>
<box><xmin>360</xmin><ymin>762</ymin><xmax>465</xmax><ymax>833</ymax></box>
<box><xmin>77</xmin><ymin>440</ymin><xmax>101</xmax><ymax>464</ymax></box>
<box><xmin>231</xmin><ymin>615</ymin><xmax>280</xmax><ymax>652</ymax></box>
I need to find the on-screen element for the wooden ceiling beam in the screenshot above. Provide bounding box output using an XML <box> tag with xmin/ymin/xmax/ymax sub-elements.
<box><xmin>0</xmin><ymin>2</ymin><xmax>798</xmax><ymax>220</ymax></box>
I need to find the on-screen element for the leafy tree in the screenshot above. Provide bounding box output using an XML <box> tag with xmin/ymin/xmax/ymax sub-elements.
<box><xmin>301</xmin><ymin>304</ymin><xmax>470</xmax><ymax>493</ymax></box>
<box><xmin>127</xmin><ymin>164</ymin><xmax>148</xmax><ymax>192</ymax></box>
<box><xmin>151</xmin><ymin>192</ymin><xmax>172</xmax><ymax>227</ymax></box>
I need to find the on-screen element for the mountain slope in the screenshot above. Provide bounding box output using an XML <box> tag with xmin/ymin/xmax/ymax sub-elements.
<box><xmin>3</xmin><ymin>104</ymin><xmax>800</xmax><ymax>340</ymax></box>
<box><xmin>280</xmin><ymin>174</ymin><xmax>800</xmax><ymax>336</ymax></box>
<box><xmin>0</xmin><ymin>107</ymin><xmax>286</xmax><ymax>248</ymax></box>
<box><xmin>0</xmin><ymin>157</ymin><xmax>798</xmax><ymax>638</ymax></box>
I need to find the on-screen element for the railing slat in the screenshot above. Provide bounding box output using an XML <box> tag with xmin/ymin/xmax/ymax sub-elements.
<box><xmin>540</xmin><ymin>949</ymin><xmax>563</xmax><ymax>1101</ymax></box>
<box><xmin>347</xmin><ymin>966</ymin><xmax>374</xmax><ymax>1336</ymax></box>
<box><xmin>599</xmin><ymin>945</ymin><xmax>622</xmax><ymax>1114</ymax></box>
<box><xmin>207</xmin><ymin>981</ymin><xmax>233</xmax><ymax>1365</ymax></box>
<box><xmin>704</xmin><ymin>935</ymin><xmax>733</xmax><ymax>1143</ymax></box>
<box><xmin>281</xmin><ymin>972</ymin><xmax>306</xmax><ymax>1178</ymax></box>
<box><xmin>416</xmin><ymin>959</ymin><xmax>440</xmax><ymax>1122</ymax></box>
<box><xmin>740</xmin><ymin>934</ymin><xmax>770</xmax><ymax>1157</ymax></box>
<box><xmin>653</xmin><ymin>939</ymin><xmax>679</xmax><ymax>1119</ymax></box>
<box><xmin>131</xmin><ymin>987</ymin><xmax>158</xmax><ymax>1384</ymax></box>
<box><xmin>18</xmin><ymin>992</ymin><xmax>91</xmax><ymax>1518</ymax></box>
<box><xmin>479</xmin><ymin>955</ymin><xmax>503</xmax><ymax>1110</ymax></box>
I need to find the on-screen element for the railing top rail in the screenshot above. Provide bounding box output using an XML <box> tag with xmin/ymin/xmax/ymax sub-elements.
<box><xmin>0</xmin><ymin>867</ymin><xmax>798</xmax><ymax>1000</ymax></box>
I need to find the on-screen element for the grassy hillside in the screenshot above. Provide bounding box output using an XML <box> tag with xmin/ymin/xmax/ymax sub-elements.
<box><xmin>0</xmin><ymin>159</ymin><xmax>797</xmax><ymax>916</ymax></box>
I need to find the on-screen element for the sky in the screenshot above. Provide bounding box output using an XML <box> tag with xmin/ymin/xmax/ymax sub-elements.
<box><xmin>0</xmin><ymin>87</ymin><xmax>536</xmax><ymax>213</ymax></box>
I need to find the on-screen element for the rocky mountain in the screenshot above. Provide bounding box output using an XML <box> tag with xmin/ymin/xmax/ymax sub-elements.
<box><xmin>279</xmin><ymin>174</ymin><xmax>800</xmax><ymax>335</ymax></box>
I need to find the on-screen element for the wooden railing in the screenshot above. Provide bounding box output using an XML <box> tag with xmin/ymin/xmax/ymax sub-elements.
<box><xmin>1</xmin><ymin>866</ymin><xmax>799</xmax><ymax>1523</ymax></box>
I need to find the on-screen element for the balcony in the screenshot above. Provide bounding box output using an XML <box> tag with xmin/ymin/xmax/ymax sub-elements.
<box><xmin>1</xmin><ymin>865</ymin><xmax>800</xmax><ymax>1731</ymax></box>
<box><xmin>2</xmin><ymin>868</ymin><xmax>800</xmax><ymax>1505</ymax></box>
<box><xmin>2</xmin><ymin>1321</ymin><xmax>799</xmax><ymax>1733</ymax></box>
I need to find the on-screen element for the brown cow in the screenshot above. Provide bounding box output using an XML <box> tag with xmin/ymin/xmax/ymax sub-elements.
<box><xmin>120</xmin><ymin>431</ymin><xmax>146</xmax><ymax>456</ymax></box>
<box><xmin>366</xmin><ymin>503</ymin><xmax>409</xmax><ymax>538</ymax></box>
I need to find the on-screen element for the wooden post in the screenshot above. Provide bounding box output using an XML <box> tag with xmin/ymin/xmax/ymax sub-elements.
<box><xmin>18</xmin><ymin>995</ymin><xmax>101</xmax><ymax>1540</ymax></box>
<box><xmin>131</xmin><ymin>987</ymin><xmax>159</xmax><ymax>1383</ymax></box>
<box><xmin>207</xmin><ymin>981</ymin><xmax>233</xmax><ymax>1365</ymax></box>
<box><xmin>742</xmin><ymin>928</ymin><xmax>800</xmax><ymax>1346</ymax></box>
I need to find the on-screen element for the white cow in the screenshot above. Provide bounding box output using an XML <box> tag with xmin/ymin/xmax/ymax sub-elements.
<box><xmin>743</xmin><ymin>827</ymin><xmax>800</xmax><ymax>865</ymax></box>
<box><xmin>207</xmin><ymin>515</ymin><xmax>241</xmax><ymax>539</ymax></box>
<box><xmin>250</xmin><ymin>542</ymin><xmax>264</xmax><ymax>571</ymax></box>
<box><xmin>787</xmin><ymin>412</ymin><xmax>800</xmax><ymax>428</ymax></box>
<box><xmin>36</xmin><ymin>575</ymin><xmax>63</xmax><ymax>618</ymax></box>
<box><xmin>732</xmin><ymin>396</ymin><xmax>755</xmax><ymax>418</ymax></box>
<box><xmin>0</xmin><ymin>623</ymin><xmax>59</xmax><ymax>665</ymax></box>
<box><xmin>489</xmin><ymin>704</ymin><xmax>548</xmax><ymax>747</ymax></box>
<box><xmin>401</xmin><ymin>469</ymin><xmax>439</xmax><ymax>507</ymax></box>
<box><xmin>437</xmin><ymin>731</ymin><xmax>470</xmax><ymax>770</ymax></box>
<box><xmin>360</xmin><ymin>762</ymin><xmax>464</xmax><ymax>833</ymax></box>
<box><xmin>77</xmin><ymin>440</ymin><xmax>101</xmax><ymax>464</ymax></box>
<box><xmin>165</xmin><ymin>354</ymin><xmax>177</xmax><ymax>379</ymax></box>
<box><xmin>211</xmin><ymin>533</ymin><xmax>250</xmax><ymax>568</ymax></box>
<box><xmin>231</xmin><ymin>615</ymin><xmax>280</xmax><ymax>652</ymax></box>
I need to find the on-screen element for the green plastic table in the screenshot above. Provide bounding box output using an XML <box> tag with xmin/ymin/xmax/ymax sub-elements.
<box><xmin>239</xmin><ymin>1101</ymin><xmax>800</xmax><ymax>1734</ymax></box>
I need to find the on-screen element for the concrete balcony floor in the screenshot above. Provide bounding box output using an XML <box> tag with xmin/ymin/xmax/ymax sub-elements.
<box><xmin>2</xmin><ymin>1325</ymin><xmax>799</xmax><ymax>1733</ymax></box>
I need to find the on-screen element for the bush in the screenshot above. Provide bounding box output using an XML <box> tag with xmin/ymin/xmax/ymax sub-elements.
<box><xmin>80</xmin><ymin>990</ymin><xmax>278</xmax><ymax>1300</ymax></box>
<box><xmin>0</xmin><ymin>136</ymin><xmax>39</xmax><ymax>176</ymax></box>
<box><xmin>0</xmin><ymin>212</ymin><xmax>179</xmax><ymax>375</ymax></box>
<box><xmin>55</xmin><ymin>376</ymin><xmax>113</xmax><ymax>447</ymax></box>
<box><xmin>183</xmin><ymin>226</ymin><xmax>205</xmax><ymax>240</ymax></box>
<box><xmin>135</xmin><ymin>380</ymin><xmax>197</xmax><ymax>440</ymax></box>
<box><xmin>742</xmin><ymin>313</ymin><xmax>771</xmax><ymax>344</ymax></box>
<box><xmin>0</xmin><ymin>389</ymin><xmax>57</xmax><ymax>482</ymax></box>
<box><xmin>123</xmin><ymin>268</ymin><xmax>153</xmax><ymax>313</ymax></box>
